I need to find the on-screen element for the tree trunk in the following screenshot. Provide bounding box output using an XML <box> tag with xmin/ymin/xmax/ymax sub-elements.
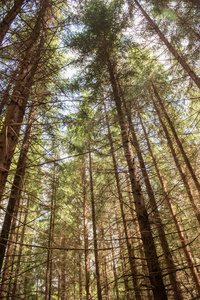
<box><xmin>124</xmin><ymin>171</ymin><xmax>153</xmax><ymax>300</ymax></box>
<box><xmin>100</xmin><ymin>225</ymin><xmax>111</xmax><ymax>300</ymax></box>
<box><xmin>110</xmin><ymin>231</ymin><xmax>120</xmax><ymax>300</ymax></box>
<box><xmin>11</xmin><ymin>196</ymin><xmax>30</xmax><ymax>299</ymax></box>
<box><xmin>0</xmin><ymin>105</ymin><xmax>36</xmax><ymax>273</ymax></box>
<box><xmin>0</xmin><ymin>67</ymin><xmax>19</xmax><ymax>117</ymax></box>
<box><xmin>132</xmin><ymin>0</ymin><xmax>200</xmax><ymax>89</ymax></box>
<box><xmin>114</xmin><ymin>209</ymin><xmax>130</xmax><ymax>300</ymax></box>
<box><xmin>60</xmin><ymin>235</ymin><xmax>66</xmax><ymax>300</ymax></box>
<box><xmin>82</xmin><ymin>161</ymin><xmax>91</xmax><ymax>300</ymax></box>
<box><xmin>106</xmin><ymin>54</ymin><xmax>167</xmax><ymax>300</ymax></box>
<box><xmin>0</xmin><ymin>198</ymin><xmax>19</xmax><ymax>298</ymax></box>
<box><xmin>103</xmin><ymin>99</ymin><xmax>142</xmax><ymax>300</ymax></box>
<box><xmin>89</xmin><ymin>150</ymin><xmax>102</xmax><ymax>300</ymax></box>
<box><xmin>45</xmin><ymin>160</ymin><xmax>56</xmax><ymax>300</ymax></box>
<box><xmin>0</xmin><ymin>0</ymin><xmax>25</xmax><ymax>45</ymax></box>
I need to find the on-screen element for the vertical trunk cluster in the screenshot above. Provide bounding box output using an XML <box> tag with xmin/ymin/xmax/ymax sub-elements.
<box><xmin>105</xmin><ymin>51</ymin><xmax>167</xmax><ymax>299</ymax></box>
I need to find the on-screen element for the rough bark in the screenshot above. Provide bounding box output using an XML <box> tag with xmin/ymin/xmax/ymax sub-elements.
<box><xmin>0</xmin><ymin>0</ymin><xmax>25</xmax><ymax>45</ymax></box>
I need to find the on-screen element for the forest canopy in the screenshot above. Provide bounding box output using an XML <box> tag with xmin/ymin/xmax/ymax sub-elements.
<box><xmin>0</xmin><ymin>0</ymin><xmax>200</xmax><ymax>299</ymax></box>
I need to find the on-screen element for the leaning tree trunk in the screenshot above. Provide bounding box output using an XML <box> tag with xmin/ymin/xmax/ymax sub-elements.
<box><xmin>131</xmin><ymin>0</ymin><xmax>200</xmax><ymax>89</ymax></box>
<box><xmin>150</xmin><ymin>92</ymin><xmax>200</xmax><ymax>227</ymax></box>
<box><xmin>151</xmin><ymin>82</ymin><xmax>200</xmax><ymax>195</ymax></box>
<box><xmin>88</xmin><ymin>150</ymin><xmax>102</xmax><ymax>300</ymax></box>
<box><xmin>0</xmin><ymin>105</ymin><xmax>36</xmax><ymax>273</ymax></box>
<box><xmin>105</xmin><ymin>52</ymin><xmax>167</xmax><ymax>300</ymax></box>
<box><xmin>138</xmin><ymin>111</ymin><xmax>200</xmax><ymax>292</ymax></box>
<box><xmin>0</xmin><ymin>0</ymin><xmax>25</xmax><ymax>45</ymax></box>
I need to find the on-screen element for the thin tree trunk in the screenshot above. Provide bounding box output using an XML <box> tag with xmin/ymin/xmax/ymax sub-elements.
<box><xmin>6</xmin><ymin>202</ymin><xmax>23</xmax><ymax>299</ymax></box>
<box><xmin>100</xmin><ymin>225</ymin><xmax>111</xmax><ymax>300</ymax></box>
<box><xmin>89</xmin><ymin>150</ymin><xmax>102</xmax><ymax>300</ymax></box>
<box><xmin>151</xmin><ymin>82</ymin><xmax>200</xmax><ymax>195</ymax></box>
<box><xmin>0</xmin><ymin>0</ymin><xmax>25</xmax><ymax>45</ymax></box>
<box><xmin>0</xmin><ymin>198</ymin><xmax>19</xmax><ymax>297</ymax></box>
<box><xmin>139</xmin><ymin>111</ymin><xmax>200</xmax><ymax>292</ymax></box>
<box><xmin>82</xmin><ymin>161</ymin><xmax>91</xmax><ymax>300</ymax></box>
<box><xmin>45</xmin><ymin>161</ymin><xmax>56</xmax><ymax>300</ymax></box>
<box><xmin>78</xmin><ymin>233</ymin><xmax>83</xmax><ymax>300</ymax></box>
<box><xmin>132</xmin><ymin>0</ymin><xmax>200</xmax><ymax>89</ymax></box>
<box><xmin>60</xmin><ymin>235</ymin><xmax>66</xmax><ymax>300</ymax></box>
<box><xmin>0</xmin><ymin>105</ymin><xmax>36</xmax><ymax>273</ymax></box>
<box><xmin>105</xmin><ymin>53</ymin><xmax>167</xmax><ymax>299</ymax></box>
<box><xmin>110</xmin><ymin>231</ymin><xmax>120</xmax><ymax>300</ymax></box>
<box><xmin>11</xmin><ymin>196</ymin><xmax>30</xmax><ymax>299</ymax></box>
<box><xmin>114</xmin><ymin>209</ymin><xmax>130</xmax><ymax>300</ymax></box>
<box><xmin>103</xmin><ymin>99</ymin><xmax>142</xmax><ymax>300</ymax></box>
<box><xmin>120</xmin><ymin>91</ymin><xmax>183</xmax><ymax>300</ymax></box>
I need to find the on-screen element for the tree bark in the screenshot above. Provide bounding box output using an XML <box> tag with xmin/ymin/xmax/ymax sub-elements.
<box><xmin>89</xmin><ymin>150</ymin><xmax>102</xmax><ymax>300</ymax></box>
<box><xmin>0</xmin><ymin>0</ymin><xmax>25</xmax><ymax>45</ymax></box>
<box><xmin>11</xmin><ymin>197</ymin><xmax>30</xmax><ymax>299</ymax></box>
<box><xmin>132</xmin><ymin>0</ymin><xmax>200</xmax><ymax>89</ymax></box>
<box><xmin>110</xmin><ymin>231</ymin><xmax>120</xmax><ymax>300</ymax></box>
<box><xmin>82</xmin><ymin>161</ymin><xmax>91</xmax><ymax>300</ymax></box>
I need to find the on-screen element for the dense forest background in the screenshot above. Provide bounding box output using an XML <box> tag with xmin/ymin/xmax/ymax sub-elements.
<box><xmin>0</xmin><ymin>0</ymin><xmax>200</xmax><ymax>299</ymax></box>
